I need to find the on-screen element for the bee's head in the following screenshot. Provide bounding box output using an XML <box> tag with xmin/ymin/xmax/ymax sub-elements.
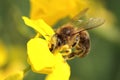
<box><xmin>56</xmin><ymin>25</ymin><xmax>75</xmax><ymax>37</ymax></box>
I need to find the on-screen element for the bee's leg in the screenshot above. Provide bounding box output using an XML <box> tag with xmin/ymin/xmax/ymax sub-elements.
<box><xmin>60</xmin><ymin>45</ymin><xmax>71</xmax><ymax>56</ymax></box>
<box><xmin>63</xmin><ymin>53</ymin><xmax>76</xmax><ymax>60</ymax></box>
<box><xmin>62</xmin><ymin>49</ymin><xmax>71</xmax><ymax>56</ymax></box>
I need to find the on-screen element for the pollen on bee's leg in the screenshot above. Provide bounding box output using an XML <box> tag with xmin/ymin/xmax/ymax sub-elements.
<box><xmin>60</xmin><ymin>45</ymin><xmax>69</xmax><ymax>51</ymax></box>
<box><xmin>59</xmin><ymin>45</ymin><xmax>70</xmax><ymax>53</ymax></box>
<box><xmin>60</xmin><ymin>45</ymin><xmax>72</xmax><ymax>59</ymax></box>
<box><xmin>61</xmin><ymin>49</ymin><xmax>71</xmax><ymax>56</ymax></box>
<box><xmin>63</xmin><ymin>53</ymin><xmax>75</xmax><ymax>61</ymax></box>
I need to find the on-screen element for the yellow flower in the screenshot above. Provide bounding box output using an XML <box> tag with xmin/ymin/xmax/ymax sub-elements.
<box><xmin>30</xmin><ymin>0</ymin><xmax>116</xmax><ymax>34</ymax></box>
<box><xmin>0</xmin><ymin>61</ymin><xmax>24</xmax><ymax>80</ymax></box>
<box><xmin>4</xmin><ymin>70</ymin><xmax>24</xmax><ymax>80</ymax></box>
<box><xmin>30</xmin><ymin>0</ymin><xmax>88</xmax><ymax>25</ymax></box>
<box><xmin>22</xmin><ymin>16</ymin><xmax>70</xmax><ymax>80</ymax></box>
<box><xmin>0</xmin><ymin>41</ymin><xmax>8</xmax><ymax>67</ymax></box>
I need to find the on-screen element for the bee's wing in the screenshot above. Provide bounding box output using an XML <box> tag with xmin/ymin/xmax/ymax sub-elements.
<box><xmin>68</xmin><ymin>8</ymin><xmax>104</xmax><ymax>30</ymax></box>
<box><xmin>71</xmin><ymin>18</ymin><xmax>105</xmax><ymax>35</ymax></box>
<box><xmin>82</xmin><ymin>17</ymin><xmax>105</xmax><ymax>30</ymax></box>
<box><xmin>70</xmin><ymin>8</ymin><xmax>89</xmax><ymax>23</ymax></box>
<box><xmin>69</xmin><ymin>8</ymin><xmax>88</xmax><ymax>26</ymax></box>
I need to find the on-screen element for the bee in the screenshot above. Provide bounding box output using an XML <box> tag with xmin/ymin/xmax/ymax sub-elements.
<box><xmin>49</xmin><ymin>8</ymin><xmax>105</xmax><ymax>60</ymax></box>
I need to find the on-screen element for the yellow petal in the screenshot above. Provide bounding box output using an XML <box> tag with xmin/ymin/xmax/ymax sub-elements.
<box><xmin>0</xmin><ymin>61</ymin><xmax>25</xmax><ymax>80</ymax></box>
<box><xmin>4</xmin><ymin>71</ymin><xmax>24</xmax><ymax>80</ymax></box>
<box><xmin>27</xmin><ymin>38</ymin><xmax>56</xmax><ymax>74</ymax></box>
<box><xmin>0</xmin><ymin>41</ymin><xmax>8</xmax><ymax>67</ymax></box>
<box><xmin>30</xmin><ymin>0</ymin><xmax>88</xmax><ymax>25</ymax></box>
<box><xmin>22</xmin><ymin>16</ymin><xmax>55</xmax><ymax>41</ymax></box>
<box><xmin>45</xmin><ymin>53</ymin><xmax>70</xmax><ymax>80</ymax></box>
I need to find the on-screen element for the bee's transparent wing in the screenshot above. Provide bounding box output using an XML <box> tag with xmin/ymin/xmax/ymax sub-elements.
<box><xmin>83</xmin><ymin>17</ymin><xmax>105</xmax><ymax>30</ymax></box>
<box><xmin>68</xmin><ymin>8</ymin><xmax>104</xmax><ymax>29</ymax></box>
<box><xmin>71</xmin><ymin>18</ymin><xmax>105</xmax><ymax>35</ymax></box>
<box><xmin>70</xmin><ymin>8</ymin><xmax>89</xmax><ymax>22</ymax></box>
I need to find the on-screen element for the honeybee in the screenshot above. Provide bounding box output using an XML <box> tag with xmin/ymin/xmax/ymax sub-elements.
<box><xmin>49</xmin><ymin>8</ymin><xmax>105</xmax><ymax>60</ymax></box>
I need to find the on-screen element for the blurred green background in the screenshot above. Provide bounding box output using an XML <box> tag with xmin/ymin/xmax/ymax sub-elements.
<box><xmin>0</xmin><ymin>0</ymin><xmax>120</xmax><ymax>80</ymax></box>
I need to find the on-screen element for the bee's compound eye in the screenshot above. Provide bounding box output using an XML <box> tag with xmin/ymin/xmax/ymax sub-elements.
<box><xmin>60</xmin><ymin>26</ymin><xmax>74</xmax><ymax>36</ymax></box>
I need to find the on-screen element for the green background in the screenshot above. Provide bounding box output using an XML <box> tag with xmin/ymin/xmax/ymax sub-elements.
<box><xmin>0</xmin><ymin>0</ymin><xmax>120</xmax><ymax>80</ymax></box>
